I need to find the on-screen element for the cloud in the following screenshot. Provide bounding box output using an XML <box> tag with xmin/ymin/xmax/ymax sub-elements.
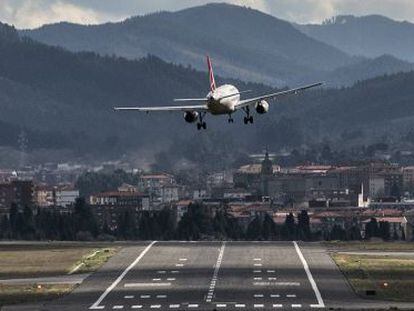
<box><xmin>2</xmin><ymin>0</ymin><xmax>414</xmax><ymax>29</ymax></box>
<box><xmin>0</xmin><ymin>0</ymin><xmax>115</xmax><ymax>29</ymax></box>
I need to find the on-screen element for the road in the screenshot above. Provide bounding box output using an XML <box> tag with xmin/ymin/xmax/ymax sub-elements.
<box><xmin>6</xmin><ymin>241</ymin><xmax>414</xmax><ymax>310</ymax></box>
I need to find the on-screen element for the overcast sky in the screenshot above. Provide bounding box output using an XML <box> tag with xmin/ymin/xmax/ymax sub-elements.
<box><xmin>2</xmin><ymin>0</ymin><xmax>414</xmax><ymax>29</ymax></box>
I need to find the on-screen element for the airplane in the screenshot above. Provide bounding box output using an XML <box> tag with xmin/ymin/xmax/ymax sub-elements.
<box><xmin>114</xmin><ymin>56</ymin><xmax>323</xmax><ymax>130</ymax></box>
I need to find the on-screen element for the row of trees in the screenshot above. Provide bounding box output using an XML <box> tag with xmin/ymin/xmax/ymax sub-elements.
<box><xmin>2</xmin><ymin>201</ymin><xmax>401</xmax><ymax>242</ymax></box>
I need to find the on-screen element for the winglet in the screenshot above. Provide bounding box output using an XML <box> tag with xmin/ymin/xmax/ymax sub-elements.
<box><xmin>207</xmin><ymin>55</ymin><xmax>216</xmax><ymax>92</ymax></box>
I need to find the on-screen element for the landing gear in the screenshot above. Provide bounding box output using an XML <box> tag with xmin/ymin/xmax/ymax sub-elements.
<box><xmin>243</xmin><ymin>106</ymin><xmax>254</xmax><ymax>124</ymax></box>
<box><xmin>197</xmin><ymin>112</ymin><xmax>207</xmax><ymax>130</ymax></box>
<box><xmin>228</xmin><ymin>114</ymin><xmax>234</xmax><ymax>123</ymax></box>
<box><xmin>197</xmin><ymin>122</ymin><xmax>207</xmax><ymax>130</ymax></box>
<box><xmin>244</xmin><ymin>116</ymin><xmax>254</xmax><ymax>124</ymax></box>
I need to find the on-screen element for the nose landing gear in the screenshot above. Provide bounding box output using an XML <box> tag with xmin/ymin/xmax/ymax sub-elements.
<box><xmin>197</xmin><ymin>112</ymin><xmax>207</xmax><ymax>130</ymax></box>
<box><xmin>228</xmin><ymin>114</ymin><xmax>234</xmax><ymax>123</ymax></box>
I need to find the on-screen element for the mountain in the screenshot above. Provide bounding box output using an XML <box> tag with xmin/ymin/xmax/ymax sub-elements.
<box><xmin>296</xmin><ymin>15</ymin><xmax>414</xmax><ymax>62</ymax></box>
<box><xmin>0</xmin><ymin>22</ymin><xmax>272</xmax><ymax>159</ymax></box>
<box><xmin>21</xmin><ymin>3</ymin><xmax>354</xmax><ymax>86</ymax></box>
<box><xmin>321</xmin><ymin>55</ymin><xmax>414</xmax><ymax>87</ymax></box>
<box><xmin>3</xmin><ymin>21</ymin><xmax>414</xmax><ymax>164</ymax></box>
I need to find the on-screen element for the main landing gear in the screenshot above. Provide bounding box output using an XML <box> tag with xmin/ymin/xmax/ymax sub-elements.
<box><xmin>228</xmin><ymin>114</ymin><xmax>234</xmax><ymax>123</ymax></box>
<box><xmin>243</xmin><ymin>107</ymin><xmax>254</xmax><ymax>124</ymax></box>
<box><xmin>197</xmin><ymin>112</ymin><xmax>207</xmax><ymax>130</ymax></box>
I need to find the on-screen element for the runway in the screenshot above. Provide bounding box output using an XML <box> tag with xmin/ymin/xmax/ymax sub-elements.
<box><xmin>38</xmin><ymin>241</ymin><xmax>365</xmax><ymax>310</ymax></box>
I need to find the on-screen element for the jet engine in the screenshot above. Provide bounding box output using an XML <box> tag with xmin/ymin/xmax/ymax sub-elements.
<box><xmin>183</xmin><ymin>111</ymin><xmax>199</xmax><ymax>123</ymax></box>
<box><xmin>255</xmin><ymin>100</ymin><xmax>269</xmax><ymax>114</ymax></box>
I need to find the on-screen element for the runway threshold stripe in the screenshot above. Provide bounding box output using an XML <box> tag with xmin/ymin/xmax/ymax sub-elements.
<box><xmin>293</xmin><ymin>241</ymin><xmax>325</xmax><ymax>308</ymax></box>
<box><xmin>89</xmin><ymin>241</ymin><xmax>157</xmax><ymax>310</ymax></box>
<box><xmin>292</xmin><ymin>304</ymin><xmax>302</xmax><ymax>308</ymax></box>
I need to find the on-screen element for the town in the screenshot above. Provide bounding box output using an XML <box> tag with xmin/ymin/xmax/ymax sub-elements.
<box><xmin>1</xmin><ymin>149</ymin><xmax>413</xmax><ymax>242</ymax></box>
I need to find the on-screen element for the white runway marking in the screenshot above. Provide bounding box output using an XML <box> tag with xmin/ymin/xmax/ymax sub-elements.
<box><xmin>235</xmin><ymin>304</ymin><xmax>246</xmax><ymax>308</ymax></box>
<box><xmin>113</xmin><ymin>306</ymin><xmax>123</xmax><ymax>309</ymax></box>
<box><xmin>123</xmin><ymin>295</ymin><xmax>134</xmax><ymax>299</ymax></box>
<box><xmin>188</xmin><ymin>304</ymin><xmax>199</xmax><ymax>308</ymax></box>
<box><xmin>253</xmin><ymin>258</ymin><xmax>262</xmax><ymax>261</ymax></box>
<box><xmin>286</xmin><ymin>294</ymin><xmax>296</xmax><ymax>298</ymax></box>
<box><xmin>253</xmin><ymin>270</ymin><xmax>262</xmax><ymax>273</ymax></box>
<box><xmin>167</xmin><ymin>278</ymin><xmax>176</xmax><ymax>281</ymax></box>
<box><xmin>254</xmin><ymin>304</ymin><xmax>264</xmax><ymax>308</ymax></box>
<box><xmin>169</xmin><ymin>304</ymin><xmax>180</xmax><ymax>309</ymax></box>
<box><xmin>270</xmin><ymin>294</ymin><xmax>280</xmax><ymax>298</ymax></box>
<box><xmin>157</xmin><ymin>271</ymin><xmax>166</xmax><ymax>274</ymax></box>
<box><xmin>293</xmin><ymin>241</ymin><xmax>325</xmax><ymax>308</ymax></box>
<box><xmin>254</xmin><ymin>294</ymin><xmax>264</xmax><ymax>298</ymax></box>
<box><xmin>171</xmin><ymin>270</ymin><xmax>179</xmax><ymax>274</ymax></box>
<box><xmin>169</xmin><ymin>304</ymin><xmax>180</xmax><ymax>308</ymax></box>
<box><xmin>253</xmin><ymin>263</ymin><xmax>262</xmax><ymax>267</ymax></box>
<box><xmin>175</xmin><ymin>263</ymin><xmax>184</xmax><ymax>267</ymax></box>
<box><xmin>156</xmin><ymin>295</ymin><xmax>167</xmax><ymax>298</ymax></box>
<box><xmin>131</xmin><ymin>306</ymin><xmax>142</xmax><ymax>309</ymax></box>
<box><xmin>273</xmin><ymin>304</ymin><xmax>283</xmax><ymax>308</ymax></box>
<box><xmin>254</xmin><ymin>277</ymin><xmax>262</xmax><ymax>280</ymax></box>
<box><xmin>125</xmin><ymin>283</ymin><xmax>171</xmax><ymax>287</ymax></box>
<box><xmin>205</xmin><ymin>242</ymin><xmax>226</xmax><ymax>303</ymax></box>
<box><xmin>179</xmin><ymin>258</ymin><xmax>187</xmax><ymax>261</ymax></box>
<box><xmin>253</xmin><ymin>281</ymin><xmax>300</xmax><ymax>286</ymax></box>
<box><xmin>150</xmin><ymin>305</ymin><xmax>161</xmax><ymax>309</ymax></box>
<box><xmin>216</xmin><ymin>304</ymin><xmax>227</xmax><ymax>308</ymax></box>
<box><xmin>89</xmin><ymin>241</ymin><xmax>157</xmax><ymax>310</ymax></box>
<box><xmin>268</xmin><ymin>277</ymin><xmax>277</xmax><ymax>281</ymax></box>
<box><xmin>140</xmin><ymin>295</ymin><xmax>150</xmax><ymax>298</ymax></box>
<box><xmin>292</xmin><ymin>304</ymin><xmax>302</xmax><ymax>308</ymax></box>
<box><xmin>152</xmin><ymin>278</ymin><xmax>161</xmax><ymax>281</ymax></box>
<box><xmin>267</xmin><ymin>270</ymin><xmax>275</xmax><ymax>273</ymax></box>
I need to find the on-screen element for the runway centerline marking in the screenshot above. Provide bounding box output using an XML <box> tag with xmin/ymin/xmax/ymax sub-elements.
<box><xmin>293</xmin><ymin>241</ymin><xmax>325</xmax><ymax>308</ymax></box>
<box><xmin>89</xmin><ymin>241</ymin><xmax>157</xmax><ymax>310</ymax></box>
<box><xmin>205</xmin><ymin>242</ymin><xmax>226</xmax><ymax>303</ymax></box>
<box><xmin>125</xmin><ymin>283</ymin><xmax>171</xmax><ymax>287</ymax></box>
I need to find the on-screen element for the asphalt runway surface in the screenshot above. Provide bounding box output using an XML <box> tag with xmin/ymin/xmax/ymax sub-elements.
<box><xmin>31</xmin><ymin>241</ymin><xmax>413</xmax><ymax>311</ymax></box>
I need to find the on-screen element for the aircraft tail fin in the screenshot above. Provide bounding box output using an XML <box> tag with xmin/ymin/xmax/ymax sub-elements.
<box><xmin>207</xmin><ymin>55</ymin><xmax>216</xmax><ymax>92</ymax></box>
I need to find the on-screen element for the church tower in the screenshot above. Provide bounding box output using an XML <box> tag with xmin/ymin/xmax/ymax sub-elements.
<box><xmin>261</xmin><ymin>149</ymin><xmax>273</xmax><ymax>197</ymax></box>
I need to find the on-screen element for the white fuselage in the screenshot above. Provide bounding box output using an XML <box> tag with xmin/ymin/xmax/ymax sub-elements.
<box><xmin>206</xmin><ymin>84</ymin><xmax>239</xmax><ymax>115</ymax></box>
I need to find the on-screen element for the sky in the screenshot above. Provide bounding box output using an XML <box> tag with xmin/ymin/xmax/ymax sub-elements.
<box><xmin>1</xmin><ymin>0</ymin><xmax>414</xmax><ymax>29</ymax></box>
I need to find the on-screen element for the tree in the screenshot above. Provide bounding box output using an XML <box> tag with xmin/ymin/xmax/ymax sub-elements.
<box><xmin>379</xmin><ymin>221</ymin><xmax>391</xmax><ymax>240</ymax></box>
<box><xmin>246</xmin><ymin>215</ymin><xmax>262</xmax><ymax>240</ymax></box>
<box><xmin>72</xmin><ymin>198</ymin><xmax>99</xmax><ymax>239</ymax></box>
<box><xmin>262</xmin><ymin>213</ymin><xmax>276</xmax><ymax>240</ymax></box>
<box><xmin>365</xmin><ymin>218</ymin><xmax>379</xmax><ymax>239</ymax></box>
<box><xmin>281</xmin><ymin>213</ymin><xmax>296</xmax><ymax>240</ymax></box>
<box><xmin>297</xmin><ymin>210</ymin><xmax>311</xmax><ymax>241</ymax></box>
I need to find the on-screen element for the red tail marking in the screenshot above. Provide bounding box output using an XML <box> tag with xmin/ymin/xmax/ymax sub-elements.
<box><xmin>207</xmin><ymin>55</ymin><xmax>216</xmax><ymax>92</ymax></box>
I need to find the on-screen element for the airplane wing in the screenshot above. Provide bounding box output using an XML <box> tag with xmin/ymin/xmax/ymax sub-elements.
<box><xmin>114</xmin><ymin>104</ymin><xmax>209</xmax><ymax>112</ymax></box>
<box><xmin>235</xmin><ymin>82</ymin><xmax>323</xmax><ymax>110</ymax></box>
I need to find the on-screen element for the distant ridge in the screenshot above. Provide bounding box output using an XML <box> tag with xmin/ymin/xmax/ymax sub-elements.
<box><xmin>296</xmin><ymin>14</ymin><xmax>414</xmax><ymax>62</ymax></box>
<box><xmin>21</xmin><ymin>3</ymin><xmax>354</xmax><ymax>86</ymax></box>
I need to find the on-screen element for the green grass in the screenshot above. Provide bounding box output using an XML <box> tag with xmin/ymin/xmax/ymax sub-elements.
<box><xmin>0</xmin><ymin>284</ymin><xmax>74</xmax><ymax>307</ymax></box>
<box><xmin>333</xmin><ymin>253</ymin><xmax>414</xmax><ymax>302</ymax></box>
<box><xmin>69</xmin><ymin>248</ymin><xmax>116</xmax><ymax>274</ymax></box>
<box><xmin>0</xmin><ymin>242</ymin><xmax>119</xmax><ymax>306</ymax></box>
<box><xmin>325</xmin><ymin>241</ymin><xmax>414</xmax><ymax>252</ymax></box>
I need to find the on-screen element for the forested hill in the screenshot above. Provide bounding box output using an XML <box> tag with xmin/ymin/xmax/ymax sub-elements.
<box><xmin>0</xmin><ymin>22</ymin><xmax>272</xmax><ymax>157</ymax></box>
<box><xmin>296</xmin><ymin>15</ymin><xmax>414</xmax><ymax>62</ymax></box>
<box><xmin>2</xmin><ymin>21</ymin><xmax>414</xmax><ymax>164</ymax></box>
<box><xmin>21</xmin><ymin>3</ymin><xmax>354</xmax><ymax>86</ymax></box>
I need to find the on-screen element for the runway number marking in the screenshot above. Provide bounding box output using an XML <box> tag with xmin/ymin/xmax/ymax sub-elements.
<box><xmin>293</xmin><ymin>241</ymin><xmax>325</xmax><ymax>308</ymax></box>
<box><xmin>89</xmin><ymin>241</ymin><xmax>157</xmax><ymax>310</ymax></box>
<box><xmin>205</xmin><ymin>242</ymin><xmax>226</xmax><ymax>303</ymax></box>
